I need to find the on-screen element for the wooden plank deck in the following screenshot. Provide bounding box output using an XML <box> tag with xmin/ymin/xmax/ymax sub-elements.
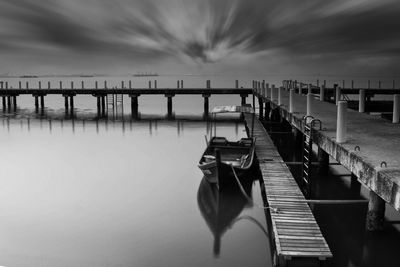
<box><xmin>244</xmin><ymin>114</ymin><xmax>332</xmax><ymax>263</ymax></box>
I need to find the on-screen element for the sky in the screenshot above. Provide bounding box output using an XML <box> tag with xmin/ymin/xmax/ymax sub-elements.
<box><xmin>0</xmin><ymin>0</ymin><xmax>400</xmax><ymax>77</ymax></box>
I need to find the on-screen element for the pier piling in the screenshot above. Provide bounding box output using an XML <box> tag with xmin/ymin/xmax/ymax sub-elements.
<box><xmin>64</xmin><ymin>96</ymin><xmax>69</xmax><ymax>111</ymax></box>
<box><xmin>40</xmin><ymin>95</ymin><xmax>45</xmax><ymax>109</ymax></box>
<box><xmin>258</xmin><ymin>97</ymin><xmax>264</xmax><ymax>119</ymax></box>
<box><xmin>203</xmin><ymin>94</ymin><xmax>210</xmax><ymax>117</ymax></box>
<box><xmin>241</xmin><ymin>94</ymin><xmax>247</xmax><ymax>106</ymax></box>
<box><xmin>367</xmin><ymin>191</ymin><xmax>386</xmax><ymax>231</ymax></box>
<box><xmin>317</xmin><ymin>147</ymin><xmax>329</xmax><ymax>175</ymax></box>
<box><xmin>130</xmin><ymin>95</ymin><xmax>139</xmax><ymax>119</ymax></box>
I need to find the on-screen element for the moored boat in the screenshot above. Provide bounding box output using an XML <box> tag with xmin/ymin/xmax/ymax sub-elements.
<box><xmin>198</xmin><ymin>105</ymin><xmax>256</xmax><ymax>189</ymax></box>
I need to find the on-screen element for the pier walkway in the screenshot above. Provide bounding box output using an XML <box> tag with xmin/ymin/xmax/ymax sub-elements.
<box><xmin>244</xmin><ymin>114</ymin><xmax>332</xmax><ymax>266</ymax></box>
<box><xmin>254</xmin><ymin>86</ymin><xmax>400</xmax><ymax>230</ymax></box>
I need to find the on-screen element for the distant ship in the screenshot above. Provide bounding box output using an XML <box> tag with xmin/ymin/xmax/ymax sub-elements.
<box><xmin>133</xmin><ymin>72</ymin><xmax>159</xmax><ymax>77</ymax></box>
<box><xmin>20</xmin><ymin>75</ymin><xmax>38</xmax><ymax>78</ymax></box>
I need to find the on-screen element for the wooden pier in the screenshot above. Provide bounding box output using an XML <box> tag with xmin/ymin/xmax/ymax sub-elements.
<box><xmin>0</xmin><ymin>81</ymin><xmax>251</xmax><ymax>118</ymax></box>
<box><xmin>244</xmin><ymin>114</ymin><xmax>332</xmax><ymax>266</ymax></box>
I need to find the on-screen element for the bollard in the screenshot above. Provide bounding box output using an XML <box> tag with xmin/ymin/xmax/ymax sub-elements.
<box><xmin>278</xmin><ymin>87</ymin><xmax>282</xmax><ymax>105</ymax></box>
<box><xmin>393</xmin><ymin>94</ymin><xmax>400</xmax><ymax>123</ymax></box>
<box><xmin>359</xmin><ymin>89</ymin><xmax>365</xmax><ymax>113</ymax></box>
<box><xmin>320</xmin><ymin>85</ymin><xmax>325</xmax><ymax>101</ymax></box>
<box><xmin>336</xmin><ymin>101</ymin><xmax>348</xmax><ymax>143</ymax></box>
<box><xmin>289</xmin><ymin>89</ymin><xmax>294</xmax><ymax>113</ymax></box>
<box><xmin>307</xmin><ymin>93</ymin><xmax>313</xmax><ymax>116</ymax></box>
<box><xmin>335</xmin><ymin>85</ymin><xmax>341</xmax><ymax>105</ymax></box>
<box><xmin>271</xmin><ymin>85</ymin><xmax>276</xmax><ymax>102</ymax></box>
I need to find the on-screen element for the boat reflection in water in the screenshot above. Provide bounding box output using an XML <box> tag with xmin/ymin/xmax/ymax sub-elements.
<box><xmin>197</xmin><ymin>175</ymin><xmax>257</xmax><ymax>257</ymax></box>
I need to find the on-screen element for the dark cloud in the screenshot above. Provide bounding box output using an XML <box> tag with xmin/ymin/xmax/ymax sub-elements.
<box><xmin>0</xmin><ymin>0</ymin><xmax>399</xmax><ymax>66</ymax></box>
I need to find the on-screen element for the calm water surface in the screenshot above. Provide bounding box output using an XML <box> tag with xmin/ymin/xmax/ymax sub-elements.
<box><xmin>0</xmin><ymin>90</ymin><xmax>272</xmax><ymax>267</ymax></box>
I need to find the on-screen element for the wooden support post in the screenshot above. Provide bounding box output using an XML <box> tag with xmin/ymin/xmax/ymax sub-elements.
<box><xmin>71</xmin><ymin>81</ymin><xmax>74</xmax><ymax>90</ymax></box>
<box><xmin>95</xmin><ymin>81</ymin><xmax>98</xmax><ymax>89</ymax></box>
<box><xmin>393</xmin><ymin>94</ymin><xmax>400</xmax><ymax>123</ymax></box>
<box><xmin>320</xmin><ymin>85</ymin><xmax>325</xmax><ymax>101</ymax></box>
<box><xmin>129</xmin><ymin>80</ymin><xmax>132</xmax><ymax>89</ymax></box>
<box><xmin>154</xmin><ymin>80</ymin><xmax>157</xmax><ymax>89</ymax></box>
<box><xmin>181</xmin><ymin>80</ymin><xmax>183</xmax><ymax>89</ymax></box>
<box><xmin>131</xmin><ymin>95</ymin><xmax>139</xmax><ymax>119</ymax></box>
<box><xmin>317</xmin><ymin>147</ymin><xmax>329</xmax><ymax>175</ymax></box>
<box><xmin>366</xmin><ymin>191</ymin><xmax>385</xmax><ymax>231</ymax></box>
<box><xmin>97</xmin><ymin>96</ymin><xmax>101</xmax><ymax>114</ymax></box>
<box><xmin>342</xmin><ymin>80</ymin><xmax>345</xmax><ymax>89</ymax></box>
<box><xmin>60</xmin><ymin>81</ymin><xmax>63</xmax><ymax>90</ymax></box>
<box><xmin>289</xmin><ymin>89</ymin><xmax>294</xmax><ymax>113</ymax></box>
<box><xmin>258</xmin><ymin>97</ymin><xmax>264</xmax><ymax>119</ymax></box>
<box><xmin>64</xmin><ymin>96</ymin><xmax>69</xmax><ymax>111</ymax></box>
<box><xmin>70</xmin><ymin>96</ymin><xmax>74</xmax><ymax>110</ymax></box>
<box><xmin>13</xmin><ymin>96</ymin><xmax>17</xmax><ymax>111</ymax></box>
<box><xmin>149</xmin><ymin>81</ymin><xmax>152</xmax><ymax>89</ymax></box>
<box><xmin>26</xmin><ymin>81</ymin><xmax>29</xmax><ymax>89</ymax></box>
<box><xmin>40</xmin><ymin>95</ymin><xmax>45</xmax><ymax>109</ymax></box>
<box><xmin>351</xmin><ymin>80</ymin><xmax>354</xmax><ymax>89</ymax></box>
<box><xmin>81</xmin><ymin>81</ymin><xmax>84</xmax><ymax>89</ymax></box>
<box><xmin>359</xmin><ymin>89</ymin><xmax>366</xmax><ymax>113</ymax></box>
<box><xmin>166</xmin><ymin>95</ymin><xmax>174</xmax><ymax>118</ymax></box>
<box><xmin>235</xmin><ymin>80</ymin><xmax>239</xmax><ymax>89</ymax></box>
<box><xmin>101</xmin><ymin>96</ymin><xmax>106</xmax><ymax>115</ymax></box>
<box><xmin>336</xmin><ymin>101</ymin><xmax>347</xmax><ymax>143</ymax></box>
<box><xmin>265</xmin><ymin>83</ymin><xmax>269</xmax><ymax>99</ymax></box>
<box><xmin>34</xmin><ymin>96</ymin><xmax>39</xmax><ymax>109</ymax></box>
<box><xmin>7</xmin><ymin>96</ymin><xmax>11</xmax><ymax>109</ymax></box>
<box><xmin>203</xmin><ymin>94</ymin><xmax>210</xmax><ymax>117</ymax></box>
<box><xmin>19</xmin><ymin>81</ymin><xmax>22</xmax><ymax>89</ymax></box>
<box><xmin>177</xmin><ymin>80</ymin><xmax>180</xmax><ymax>89</ymax></box>
<box><xmin>241</xmin><ymin>94</ymin><xmax>247</xmax><ymax>106</ymax></box>
<box><xmin>264</xmin><ymin>101</ymin><xmax>270</xmax><ymax>120</ymax></box>
<box><xmin>121</xmin><ymin>81</ymin><xmax>125</xmax><ymax>89</ymax></box>
<box><xmin>104</xmin><ymin>81</ymin><xmax>107</xmax><ymax>89</ymax></box>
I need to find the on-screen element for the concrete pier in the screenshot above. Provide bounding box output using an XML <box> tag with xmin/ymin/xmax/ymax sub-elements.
<box><xmin>254</xmin><ymin>87</ymin><xmax>400</xmax><ymax>230</ymax></box>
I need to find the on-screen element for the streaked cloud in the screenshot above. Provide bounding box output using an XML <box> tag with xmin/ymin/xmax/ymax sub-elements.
<box><xmin>0</xmin><ymin>0</ymin><xmax>399</xmax><ymax>73</ymax></box>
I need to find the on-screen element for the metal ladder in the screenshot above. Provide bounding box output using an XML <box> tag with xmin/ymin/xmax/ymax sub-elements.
<box><xmin>106</xmin><ymin>94</ymin><xmax>124</xmax><ymax>117</ymax></box>
<box><xmin>302</xmin><ymin>116</ymin><xmax>322</xmax><ymax>198</ymax></box>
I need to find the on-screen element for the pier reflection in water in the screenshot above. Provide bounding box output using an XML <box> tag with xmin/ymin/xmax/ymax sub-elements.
<box><xmin>0</xmin><ymin>108</ymin><xmax>272</xmax><ymax>267</ymax></box>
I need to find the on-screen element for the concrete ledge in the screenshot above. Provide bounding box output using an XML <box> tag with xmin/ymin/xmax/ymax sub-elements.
<box><xmin>262</xmin><ymin>92</ymin><xmax>400</xmax><ymax>211</ymax></box>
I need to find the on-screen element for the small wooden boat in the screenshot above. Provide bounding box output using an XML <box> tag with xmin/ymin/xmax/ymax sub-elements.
<box><xmin>198</xmin><ymin>105</ymin><xmax>256</xmax><ymax>189</ymax></box>
<box><xmin>198</xmin><ymin>136</ymin><xmax>256</xmax><ymax>188</ymax></box>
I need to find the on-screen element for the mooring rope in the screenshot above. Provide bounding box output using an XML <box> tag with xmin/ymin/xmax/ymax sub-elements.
<box><xmin>230</xmin><ymin>165</ymin><xmax>279</xmax><ymax>213</ymax></box>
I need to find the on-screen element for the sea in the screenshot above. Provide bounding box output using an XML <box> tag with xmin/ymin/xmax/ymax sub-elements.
<box><xmin>0</xmin><ymin>75</ymin><xmax>399</xmax><ymax>267</ymax></box>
